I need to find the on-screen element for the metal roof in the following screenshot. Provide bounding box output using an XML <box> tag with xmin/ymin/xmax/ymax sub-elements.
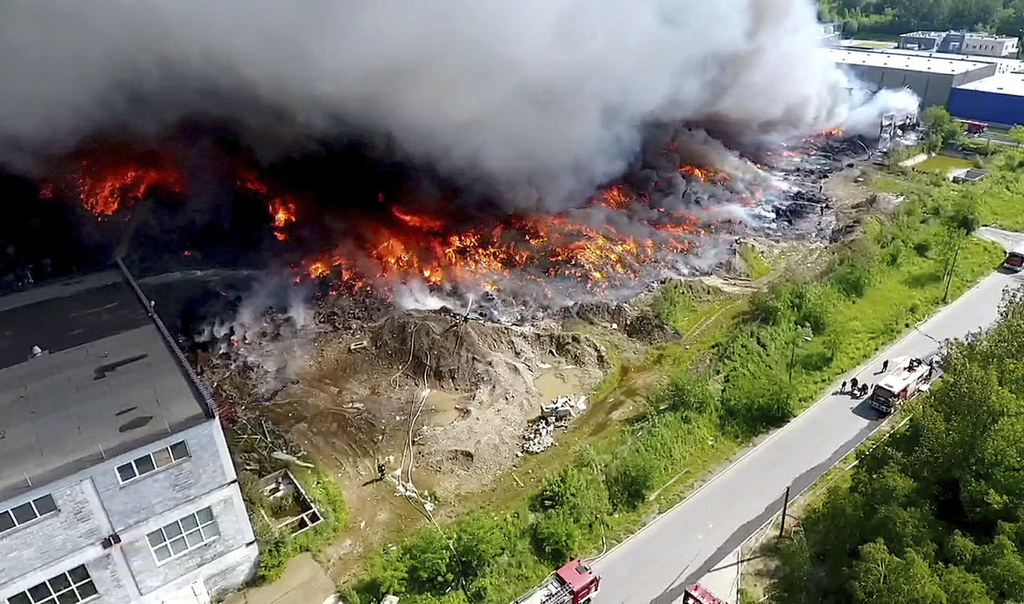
<box><xmin>826</xmin><ymin>48</ymin><xmax>992</xmax><ymax>76</ymax></box>
<box><xmin>955</xmin><ymin>73</ymin><xmax>1024</xmax><ymax>97</ymax></box>
<box><xmin>0</xmin><ymin>269</ymin><xmax>210</xmax><ymax>500</ymax></box>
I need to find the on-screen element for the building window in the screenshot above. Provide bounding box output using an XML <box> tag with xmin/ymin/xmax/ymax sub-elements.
<box><xmin>6</xmin><ymin>565</ymin><xmax>98</xmax><ymax>604</ymax></box>
<box><xmin>116</xmin><ymin>440</ymin><xmax>190</xmax><ymax>484</ymax></box>
<box><xmin>0</xmin><ymin>495</ymin><xmax>58</xmax><ymax>536</ymax></box>
<box><xmin>147</xmin><ymin>506</ymin><xmax>219</xmax><ymax>563</ymax></box>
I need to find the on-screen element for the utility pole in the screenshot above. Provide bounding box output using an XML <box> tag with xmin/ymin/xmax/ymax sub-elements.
<box><xmin>779</xmin><ymin>486</ymin><xmax>791</xmax><ymax>539</ymax></box>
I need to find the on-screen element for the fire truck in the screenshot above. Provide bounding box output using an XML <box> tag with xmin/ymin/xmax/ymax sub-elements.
<box><xmin>869</xmin><ymin>355</ymin><xmax>934</xmax><ymax>415</ymax></box>
<box><xmin>958</xmin><ymin>119</ymin><xmax>988</xmax><ymax>135</ymax></box>
<box><xmin>514</xmin><ymin>559</ymin><xmax>600</xmax><ymax>604</ymax></box>
<box><xmin>680</xmin><ymin>583</ymin><xmax>727</xmax><ymax>604</ymax></box>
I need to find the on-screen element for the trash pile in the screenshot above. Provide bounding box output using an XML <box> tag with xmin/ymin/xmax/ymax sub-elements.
<box><xmin>521</xmin><ymin>395</ymin><xmax>588</xmax><ymax>454</ymax></box>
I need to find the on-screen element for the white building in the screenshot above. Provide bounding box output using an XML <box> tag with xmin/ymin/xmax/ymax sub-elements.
<box><xmin>0</xmin><ymin>267</ymin><xmax>258</xmax><ymax>604</ymax></box>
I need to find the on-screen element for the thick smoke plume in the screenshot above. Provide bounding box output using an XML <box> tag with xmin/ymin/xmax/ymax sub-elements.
<box><xmin>1</xmin><ymin>0</ymin><xmax>853</xmax><ymax>208</ymax></box>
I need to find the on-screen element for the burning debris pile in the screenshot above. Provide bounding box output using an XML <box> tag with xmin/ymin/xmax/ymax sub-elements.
<box><xmin>521</xmin><ymin>395</ymin><xmax>589</xmax><ymax>454</ymax></box>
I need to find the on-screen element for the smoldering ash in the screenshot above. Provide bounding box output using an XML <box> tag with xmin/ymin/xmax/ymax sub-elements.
<box><xmin>6</xmin><ymin>0</ymin><xmax>852</xmax><ymax>206</ymax></box>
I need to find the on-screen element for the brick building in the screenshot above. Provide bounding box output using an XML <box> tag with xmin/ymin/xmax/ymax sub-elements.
<box><xmin>0</xmin><ymin>266</ymin><xmax>257</xmax><ymax>603</ymax></box>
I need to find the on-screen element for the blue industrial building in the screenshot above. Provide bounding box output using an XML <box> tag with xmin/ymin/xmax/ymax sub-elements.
<box><xmin>949</xmin><ymin>74</ymin><xmax>1024</xmax><ymax>126</ymax></box>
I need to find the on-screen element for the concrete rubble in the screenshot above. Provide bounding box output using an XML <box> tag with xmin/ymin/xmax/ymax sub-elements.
<box><xmin>521</xmin><ymin>394</ymin><xmax>588</xmax><ymax>454</ymax></box>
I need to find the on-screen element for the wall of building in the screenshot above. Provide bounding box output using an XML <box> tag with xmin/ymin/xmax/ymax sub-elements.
<box><xmin>963</xmin><ymin>37</ymin><xmax>1017</xmax><ymax>58</ymax></box>
<box><xmin>949</xmin><ymin>88</ymin><xmax>1024</xmax><ymax>125</ymax></box>
<box><xmin>0</xmin><ymin>420</ymin><xmax>257</xmax><ymax>603</ymax></box>
<box><xmin>95</xmin><ymin>422</ymin><xmax>234</xmax><ymax>531</ymax></box>
<box><xmin>899</xmin><ymin>34</ymin><xmax>940</xmax><ymax>51</ymax></box>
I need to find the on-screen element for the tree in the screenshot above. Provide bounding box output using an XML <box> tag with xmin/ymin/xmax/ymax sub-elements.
<box><xmin>922</xmin><ymin>106</ymin><xmax>962</xmax><ymax>153</ymax></box>
<box><xmin>1010</xmin><ymin>125</ymin><xmax>1024</xmax><ymax>147</ymax></box>
<box><xmin>851</xmin><ymin>541</ymin><xmax>947</xmax><ymax>603</ymax></box>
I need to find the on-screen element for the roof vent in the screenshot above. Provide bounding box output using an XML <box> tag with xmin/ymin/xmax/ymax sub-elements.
<box><xmin>29</xmin><ymin>345</ymin><xmax>47</xmax><ymax>359</ymax></box>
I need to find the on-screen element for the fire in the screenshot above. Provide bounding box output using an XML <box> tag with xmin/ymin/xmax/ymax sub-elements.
<box><xmin>237</xmin><ymin>169</ymin><xmax>298</xmax><ymax>240</ymax></box>
<box><xmin>71</xmin><ymin>160</ymin><xmax>184</xmax><ymax>216</ymax></box>
<box><xmin>679</xmin><ymin>164</ymin><xmax>728</xmax><ymax>184</ymax></box>
<box><xmin>825</xmin><ymin>127</ymin><xmax>844</xmax><ymax>137</ymax></box>
<box><xmin>595</xmin><ymin>185</ymin><xmax>633</xmax><ymax>210</ymax></box>
<box><xmin>300</xmin><ymin>197</ymin><xmax>703</xmax><ymax>295</ymax></box>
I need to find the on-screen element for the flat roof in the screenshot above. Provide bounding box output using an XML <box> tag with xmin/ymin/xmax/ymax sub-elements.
<box><xmin>0</xmin><ymin>268</ymin><xmax>211</xmax><ymax>500</ymax></box>
<box><xmin>955</xmin><ymin>73</ymin><xmax>1024</xmax><ymax>97</ymax></box>
<box><xmin>880</xmin><ymin>47</ymin><xmax>1024</xmax><ymax>69</ymax></box>
<box><xmin>827</xmin><ymin>48</ymin><xmax>992</xmax><ymax>75</ymax></box>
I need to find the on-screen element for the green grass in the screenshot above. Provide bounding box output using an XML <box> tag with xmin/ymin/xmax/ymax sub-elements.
<box><xmin>739</xmin><ymin>243</ymin><xmax>773</xmax><ymax>279</ymax></box>
<box><xmin>914</xmin><ymin>154</ymin><xmax>974</xmax><ymax>174</ymax></box>
<box><xmin>850</xmin><ymin>40</ymin><xmax>896</xmax><ymax>48</ymax></box>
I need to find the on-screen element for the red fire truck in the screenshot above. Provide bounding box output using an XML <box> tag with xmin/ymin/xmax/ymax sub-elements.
<box><xmin>514</xmin><ymin>559</ymin><xmax>600</xmax><ymax>604</ymax></box>
<box><xmin>680</xmin><ymin>583</ymin><xmax>727</xmax><ymax>604</ymax></box>
<box><xmin>959</xmin><ymin>119</ymin><xmax>988</xmax><ymax>135</ymax></box>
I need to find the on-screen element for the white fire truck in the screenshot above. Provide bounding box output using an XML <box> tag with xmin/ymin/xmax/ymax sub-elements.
<box><xmin>869</xmin><ymin>355</ymin><xmax>934</xmax><ymax>415</ymax></box>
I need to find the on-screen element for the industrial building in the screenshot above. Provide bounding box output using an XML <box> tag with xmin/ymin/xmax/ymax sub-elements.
<box><xmin>899</xmin><ymin>31</ymin><xmax>1019</xmax><ymax>58</ymax></box>
<box><xmin>881</xmin><ymin>47</ymin><xmax>1024</xmax><ymax>76</ymax></box>
<box><xmin>827</xmin><ymin>47</ymin><xmax>997</xmax><ymax>107</ymax></box>
<box><xmin>0</xmin><ymin>266</ymin><xmax>258</xmax><ymax>603</ymax></box>
<box><xmin>949</xmin><ymin>73</ymin><xmax>1024</xmax><ymax>126</ymax></box>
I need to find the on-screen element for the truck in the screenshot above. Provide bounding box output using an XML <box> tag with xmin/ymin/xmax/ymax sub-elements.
<box><xmin>958</xmin><ymin>119</ymin><xmax>988</xmax><ymax>135</ymax></box>
<box><xmin>514</xmin><ymin>559</ymin><xmax>600</xmax><ymax>604</ymax></box>
<box><xmin>680</xmin><ymin>583</ymin><xmax>727</xmax><ymax>604</ymax></box>
<box><xmin>869</xmin><ymin>355</ymin><xmax>934</xmax><ymax>415</ymax></box>
<box><xmin>1003</xmin><ymin>245</ymin><xmax>1024</xmax><ymax>272</ymax></box>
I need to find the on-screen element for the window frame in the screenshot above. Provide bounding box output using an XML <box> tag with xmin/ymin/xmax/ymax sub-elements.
<box><xmin>0</xmin><ymin>494</ymin><xmax>59</xmax><ymax>537</ymax></box>
<box><xmin>115</xmin><ymin>440</ymin><xmax>191</xmax><ymax>485</ymax></box>
<box><xmin>6</xmin><ymin>564</ymin><xmax>98</xmax><ymax>604</ymax></box>
<box><xmin>146</xmin><ymin>506</ymin><xmax>220</xmax><ymax>566</ymax></box>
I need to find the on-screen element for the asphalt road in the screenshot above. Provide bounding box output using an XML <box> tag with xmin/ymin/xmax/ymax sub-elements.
<box><xmin>594</xmin><ymin>230</ymin><xmax>1024</xmax><ymax>604</ymax></box>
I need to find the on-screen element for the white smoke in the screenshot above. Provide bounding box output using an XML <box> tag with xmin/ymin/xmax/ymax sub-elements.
<box><xmin>836</xmin><ymin>71</ymin><xmax>921</xmax><ymax>137</ymax></box>
<box><xmin>1</xmin><ymin>0</ymin><xmax>850</xmax><ymax>207</ymax></box>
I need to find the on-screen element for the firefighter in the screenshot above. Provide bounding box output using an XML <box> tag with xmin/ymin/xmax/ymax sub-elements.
<box><xmin>850</xmin><ymin>377</ymin><xmax>859</xmax><ymax>393</ymax></box>
<box><xmin>881</xmin><ymin>359</ymin><xmax>889</xmax><ymax>373</ymax></box>
<box><xmin>840</xmin><ymin>380</ymin><xmax>847</xmax><ymax>394</ymax></box>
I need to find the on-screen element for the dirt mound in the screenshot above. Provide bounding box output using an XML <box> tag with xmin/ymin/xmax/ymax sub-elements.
<box><xmin>371</xmin><ymin>310</ymin><xmax>608</xmax><ymax>389</ymax></box>
<box><xmin>558</xmin><ymin>300</ymin><xmax>679</xmax><ymax>343</ymax></box>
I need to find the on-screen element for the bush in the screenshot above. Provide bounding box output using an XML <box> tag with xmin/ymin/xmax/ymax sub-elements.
<box><xmin>606</xmin><ymin>449</ymin><xmax>660</xmax><ymax>510</ymax></box>
<box><xmin>532</xmin><ymin>508</ymin><xmax>583</xmax><ymax>564</ymax></box>
<box><xmin>832</xmin><ymin>262</ymin><xmax>872</xmax><ymax>299</ymax></box>
<box><xmin>404</xmin><ymin>527</ymin><xmax>457</xmax><ymax>593</ymax></box>
<box><xmin>651</xmin><ymin>374</ymin><xmax>719</xmax><ymax>417</ymax></box>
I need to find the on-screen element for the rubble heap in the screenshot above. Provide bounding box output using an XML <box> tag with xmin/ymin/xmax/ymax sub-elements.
<box><xmin>521</xmin><ymin>395</ymin><xmax>588</xmax><ymax>454</ymax></box>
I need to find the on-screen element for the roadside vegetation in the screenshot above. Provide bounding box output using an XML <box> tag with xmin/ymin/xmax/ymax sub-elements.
<box><xmin>766</xmin><ymin>293</ymin><xmax>1024</xmax><ymax>603</ymax></box>
<box><xmin>338</xmin><ymin>159</ymin><xmax>1004</xmax><ymax>602</ymax></box>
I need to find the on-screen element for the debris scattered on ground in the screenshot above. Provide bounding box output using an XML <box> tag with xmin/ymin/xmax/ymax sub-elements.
<box><xmin>521</xmin><ymin>395</ymin><xmax>588</xmax><ymax>454</ymax></box>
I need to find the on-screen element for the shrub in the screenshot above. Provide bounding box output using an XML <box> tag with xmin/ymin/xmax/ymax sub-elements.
<box><xmin>532</xmin><ymin>508</ymin><xmax>583</xmax><ymax>564</ymax></box>
<box><xmin>652</xmin><ymin>374</ymin><xmax>719</xmax><ymax>417</ymax></box>
<box><xmin>832</xmin><ymin>262</ymin><xmax>872</xmax><ymax>299</ymax></box>
<box><xmin>606</xmin><ymin>449</ymin><xmax>660</xmax><ymax>510</ymax></box>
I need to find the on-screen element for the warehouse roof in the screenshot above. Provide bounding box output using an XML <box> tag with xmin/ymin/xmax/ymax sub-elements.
<box><xmin>0</xmin><ymin>268</ymin><xmax>212</xmax><ymax>500</ymax></box>
<box><xmin>826</xmin><ymin>48</ymin><xmax>992</xmax><ymax>75</ymax></box>
<box><xmin>880</xmin><ymin>48</ymin><xmax>1024</xmax><ymax>72</ymax></box>
<box><xmin>955</xmin><ymin>73</ymin><xmax>1024</xmax><ymax>97</ymax></box>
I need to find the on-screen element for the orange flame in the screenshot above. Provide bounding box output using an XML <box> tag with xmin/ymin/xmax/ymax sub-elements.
<box><xmin>73</xmin><ymin>160</ymin><xmax>184</xmax><ymax>216</ymax></box>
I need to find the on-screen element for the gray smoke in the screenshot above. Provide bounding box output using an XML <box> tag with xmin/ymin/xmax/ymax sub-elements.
<box><xmin>1</xmin><ymin>0</ymin><xmax>850</xmax><ymax>207</ymax></box>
